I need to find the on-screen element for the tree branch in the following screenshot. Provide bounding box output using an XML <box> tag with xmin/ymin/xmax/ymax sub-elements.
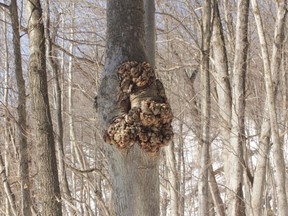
<box><xmin>0</xmin><ymin>2</ymin><xmax>9</xmax><ymax>10</ymax></box>
<box><xmin>52</xmin><ymin>42</ymin><xmax>98</xmax><ymax>65</ymax></box>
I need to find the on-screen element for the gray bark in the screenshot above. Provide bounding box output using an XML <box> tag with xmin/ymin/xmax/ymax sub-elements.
<box><xmin>3</xmin><ymin>6</ymin><xmax>11</xmax><ymax>215</ymax></box>
<box><xmin>144</xmin><ymin>0</ymin><xmax>155</xmax><ymax>67</ymax></box>
<box><xmin>178</xmin><ymin>119</ymin><xmax>186</xmax><ymax>216</ymax></box>
<box><xmin>250</xmin><ymin>1</ymin><xmax>287</xmax><ymax>212</ymax></box>
<box><xmin>44</xmin><ymin>2</ymin><xmax>75</xmax><ymax>215</ymax></box>
<box><xmin>67</xmin><ymin>1</ymin><xmax>87</xmax><ymax>172</ymax></box>
<box><xmin>198</xmin><ymin>0</ymin><xmax>212</xmax><ymax>215</ymax></box>
<box><xmin>250</xmin><ymin>0</ymin><xmax>288</xmax><ymax>215</ymax></box>
<box><xmin>222</xmin><ymin>0</ymin><xmax>234</xmax><ymax>61</ymax></box>
<box><xmin>0</xmin><ymin>154</ymin><xmax>17</xmax><ymax>216</ymax></box>
<box><xmin>10</xmin><ymin>0</ymin><xmax>32</xmax><ymax>215</ymax></box>
<box><xmin>166</xmin><ymin>142</ymin><xmax>179</xmax><ymax>215</ymax></box>
<box><xmin>212</xmin><ymin>0</ymin><xmax>232</xmax><ymax>190</ymax></box>
<box><xmin>208</xmin><ymin>166</ymin><xmax>225</xmax><ymax>216</ymax></box>
<box><xmin>227</xmin><ymin>0</ymin><xmax>249</xmax><ymax>215</ymax></box>
<box><xmin>97</xmin><ymin>0</ymin><xmax>171</xmax><ymax>215</ymax></box>
<box><xmin>25</xmin><ymin>0</ymin><xmax>62</xmax><ymax>215</ymax></box>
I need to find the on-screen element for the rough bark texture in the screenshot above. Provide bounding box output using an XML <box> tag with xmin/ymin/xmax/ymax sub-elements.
<box><xmin>227</xmin><ymin>0</ymin><xmax>249</xmax><ymax>215</ymax></box>
<box><xmin>10</xmin><ymin>0</ymin><xmax>32</xmax><ymax>215</ymax></box>
<box><xmin>251</xmin><ymin>0</ymin><xmax>288</xmax><ymax>215</ymax></box>
<box><xmin>98</xmin><ymin>0</ymin><xmax>173</xmax><ymax>215</ymax></box>
<box><xmin>26</xmin><ymin>0</ymin><xmax>62</xmax><ymax>215</ymax></box>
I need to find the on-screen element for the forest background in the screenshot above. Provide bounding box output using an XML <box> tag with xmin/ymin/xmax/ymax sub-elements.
<box><xmin>0</xmin><ymin>0</ymin><xmax>287</xmax><ymax>215</ymax></box>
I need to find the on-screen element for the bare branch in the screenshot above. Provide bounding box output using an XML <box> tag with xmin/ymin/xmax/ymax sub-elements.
<box><xmin>65</xmin><ymin>162</ymin><xmax>110</xmax><ymax>185</ymax></box>
<box><xmin>52</xmin><ymin>42</ymin><xmax>97</xmax><ymax>65</ymax></box>
<box><xmin>0</xmin><ymin>2</ymin><xmax>9</xmax><ymax>10</ymax></box>
<box><xmin>156</xmin><ymin>11</ymin><xmax>201</xmax><ymax>51</ymax></box>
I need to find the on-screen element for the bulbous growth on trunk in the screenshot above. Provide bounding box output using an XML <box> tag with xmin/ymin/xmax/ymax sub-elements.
<box><xmin>103</xmin><ymin>61</ymin><xmax>173</xmax><ymax>155</ymax></box>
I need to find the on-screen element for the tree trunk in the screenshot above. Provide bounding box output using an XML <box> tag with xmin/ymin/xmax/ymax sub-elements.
<box><xmin>227</xmin><ymin>0</ymin><xmax>249</xmax><ymax>215</ymax></box>
<box><xmin>250</xmin><ymin>0</ymin><xmax>288</xmax><ymax>215</ymax></box>
<box><xmin>166</xmin><ymin>142</ymin><xmax>179</xmax><ymax>215</ymax></box>
<box><xmin>178</xmin><ymin>118</ymin><xmax>186</xmax><ymax>216</ymax></box>
<box><xmin>212</xmin><ymin>0</ymin><xmax>232</xmax><ymax>192</ymax></box>
<box><xmin>0</xmin><ymin>154</ymin><xmax>17</xmax><ymax>216</ymax></box>
<box><xmin>3</xmin><ymin>6</ymin><xmax>12</xmax><ymax>215</ymax></box>
<box><xmin>10</xmin><ymin>0</ymin><xmax>32</xmax><ymax>215</ymax></box>
<box><xmin>222</xmin><ymin>0</ymin><xmax>234</xmax><ymax>62</ymax></box>
<box><xmin>251</xmin><ymin>0</ymin><xmax>287</xmax><ymax>213</ymax></box>
<box><xmin>160</xmin><ymin>163</ymin><xmax>169</xmax><ymax>216</ymax></box>
<box><xmin>208</xmin><ymin>166</ymin><xmax>225</xmax><ymax>216</ymax></box>
<box><xmin>67</xmin><ymin>1</ymin><xmax>87</xmax><ymax>172</ymax></box>
<box><xmin>44</xmin><ymin>1</ymin><xmax>76</xmax><ymax>215</ymax></box>
<box><xmin>25</xmin><ymin>0</ymin><xmax>62</xmax><ymax>215</ymax></box>
<box><xmin>198</xmin><ymin>0</ymin><xmax>212</xmax><ymax>215</ymax></box>
<box><xmin>98</xmin><ymin>0</ymin><xmax>173</xmax><ymax>215</ymax></box>
<box><xmin>144</xmin><ymin>0</ymin><xmax>155</xmax><ymax>68</ymax></box>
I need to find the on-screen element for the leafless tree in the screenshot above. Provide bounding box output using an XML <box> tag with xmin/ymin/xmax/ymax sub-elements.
<box><xmin>25</xmin><ymin>0</ymin><xmax>62</xmax><ymax>214</ymax></box>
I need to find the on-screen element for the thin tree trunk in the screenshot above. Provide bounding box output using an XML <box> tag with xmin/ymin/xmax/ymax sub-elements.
<box><xmin>44</xmin><ymin>2</ymin><xmax>76</xmax><ymax>215</ymax></box>
<box><xmin>282</xmin><ymin>48</ymin><xmax>288</xmax><ymax>204</ymax></box>
<box><xmin>67</xmin><ymin>3</ymin><xmax>86</xmax><ymax>204</ymax></box>
<box><xmin>3</xmin><ymin>6</ymin><xmax>11</xmax><ymax>215</ymax></box>
<box><xmin>67</xmin><ymin>1</ymin><xmax>86</xmax><ymax>172</ymax></box>
<box><xmin>160</xmin><ymin>160</ymin><xmax>169</xmax><ymax>216</ymax></box>
<box><xmin>251</xmin><ymin>0</ymin><xmax>287</xmax><ymax>212</ymax></box>
<box><xmin>212</xmin><ymin>0</ymin><xmax>232</xmax><ymax>190</ymax></box>
<box><xmin>250</xmin><ymin>1</ymin><xmax>288</xmax><ymax>215</ymax></box>
<box><xmin>68</xmin><ymin>1</ymin><xmax>77</xmax><ymax>175</ymax></box>
<box><xmin>178</xmin><ymin>118</ymin><xmax>185</xmax><ymax>216</ymax></box>
<box><xmin>0</xmin><ymin>154</ymin><xmax>17</xmax><ymax>216</ymax></box>
<box><xmin>25</xmin><ymin>0</ymin><xmax>62</xmax><ymax>215</ymax></box>
<box><xmin>10</xmin><ymin>0</ymin><xmax>32</xmax><ymax>215</ymax></box>
<box><xmin>166</xmin><ymin>142</ymin><xmax>179</xmax><ymax>215</ymax></box>
<box><xmin>222</xmin><ymin>0</ymin><xmax>234</xmax><ymax>61</ymax></box>
<box><xmin>208</xmin><ymin>166</ymin><xmax>225</xmax><ymax>216</ymax></box>
<box><xmin>227</xmin><ymin>0</ymin><xmax>249</xmax><ymax>215</ymax></box>
<box><xmin>250</xmin><ymin>109</ymin><xmax>271</xmax><ymax>216</ymax></box>
<box><xmin>198</xmin><ymin>0</ymin><xmax>212</xmax><ymax>215</ymax></box>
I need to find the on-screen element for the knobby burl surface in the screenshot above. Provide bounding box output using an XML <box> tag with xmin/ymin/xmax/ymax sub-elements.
<box><xmin>103</xmin><ymin>61</ymin><xmax>173</xmax><ymax>155</ymax></box>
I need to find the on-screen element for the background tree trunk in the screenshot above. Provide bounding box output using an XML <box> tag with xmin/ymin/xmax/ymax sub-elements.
<box><xmin>3</xmin><ymin>5</ymin><xmax>12</xmax><ymax>215</ymax></box>
<box><xmin>198</xmin><ymin>0</ymin><xmax>212</xmax><ymax>215</ymax></box>
<box><xmin>10</xmin><ymin>0</ymin><xmax>31</xmax><ymax>215</ymax></box>
<box><xmin>0</xmin><ymin>154</ymin><xmax>17</xmax><ymax>216</ymax></box>
<box><xmin>25</xmin><ymin>0</ymin><xmax>62</xmax><ymax>215</ymax></box>
<box><xmin>1</xmin><ymin>0</ymin><xmax>288</xmax><ymax>214</ymax></box>
<box><xmin>227</xmin><ymin>0</ymin><xmax>249</xmax><ymax>215</ymax></box>
<box><xmin>44</xmin><ymin>1</ymin><xmax>75</xmax><ymax>214</ymax></box>
<box><xmin>212</xmin><ymin>0</ymin><xmax>232</xmax><ymax>182</ymax></box>
<box><xmin>251</xmin><ymin>1</ymin><xmax>287</xmax><ymax>214</ymax></box>
<box><xmin>250</xmin><ymin>0</ymin><xmax>288</xmax><ymax>215</ymax></box>
<box><xmin>166</xmin><ymin>142</ymin><xmax>179</xmax><ymax>215</ymax></box>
